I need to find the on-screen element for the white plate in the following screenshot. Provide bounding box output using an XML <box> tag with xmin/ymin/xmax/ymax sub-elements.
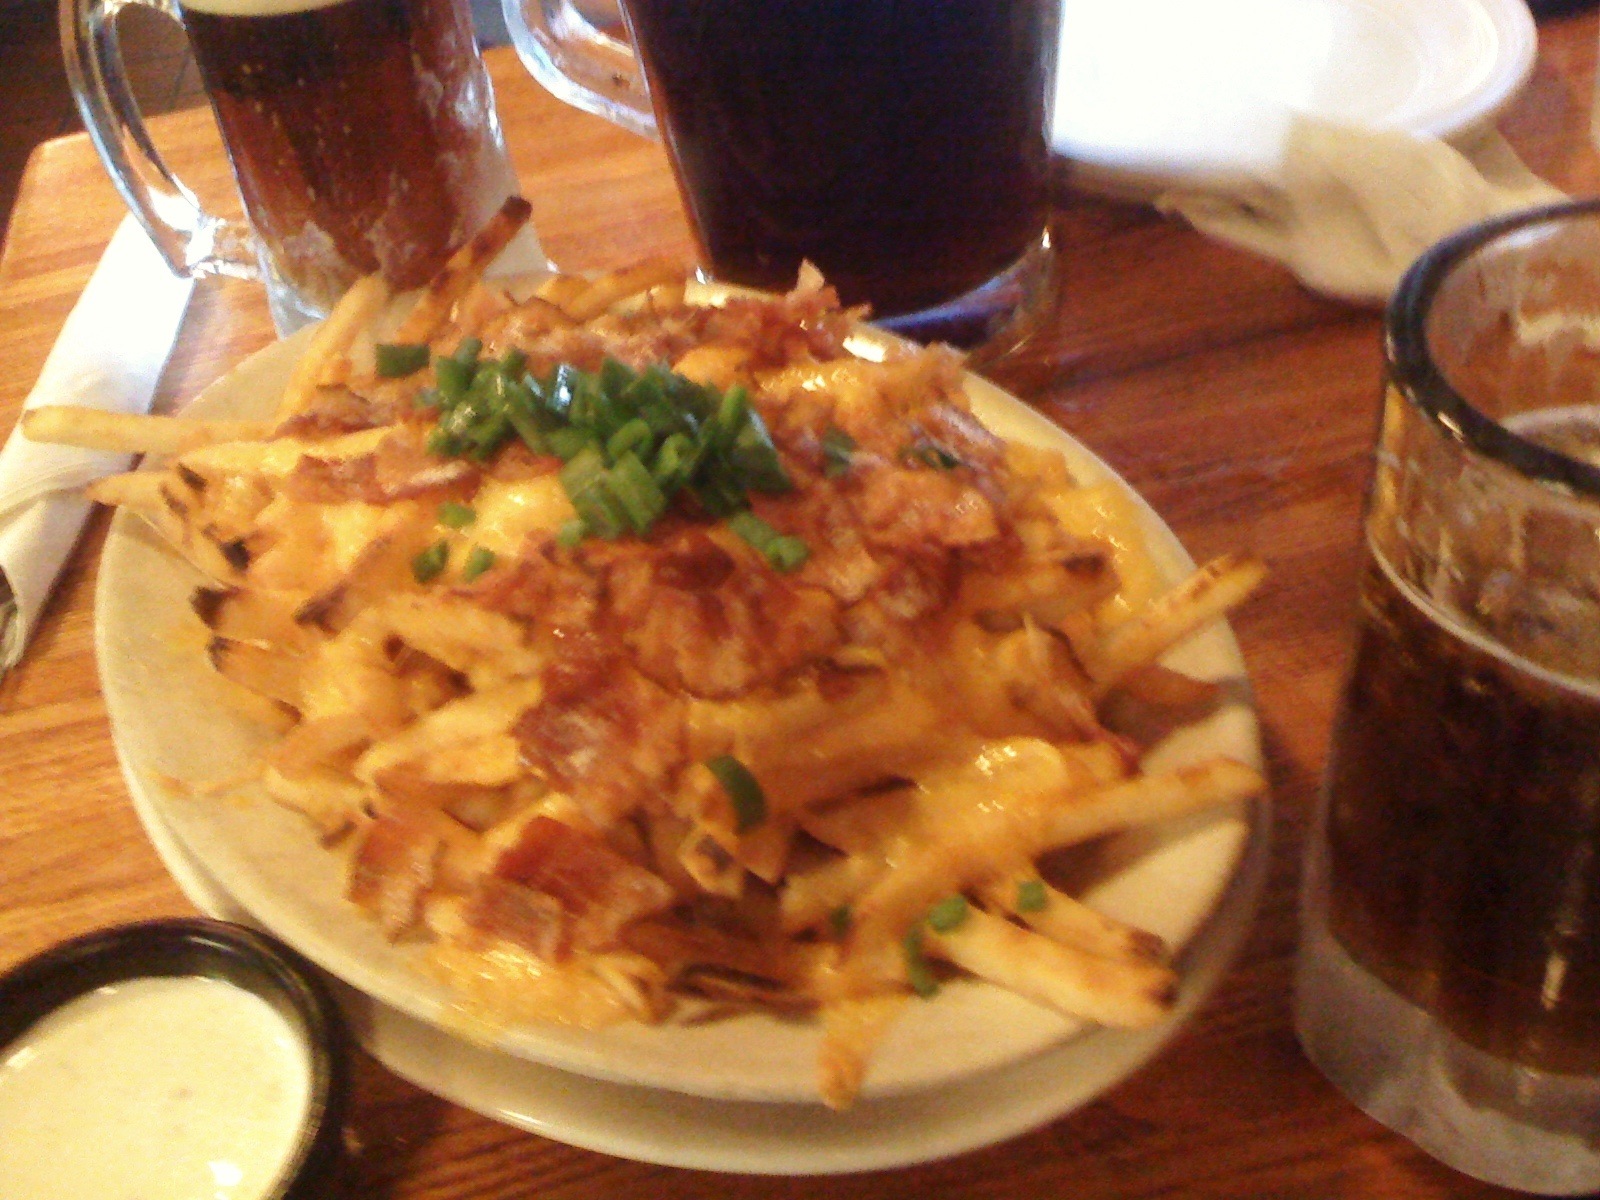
<box><xmin>1053</xmin><ymin>0</ymin><xmax>1538</xmax><ymax>199</ymax></box>
<box><xmin>96</xmin><ymin>316</ymin><xmax>1264</xmax><ymax>1110</ymax></box>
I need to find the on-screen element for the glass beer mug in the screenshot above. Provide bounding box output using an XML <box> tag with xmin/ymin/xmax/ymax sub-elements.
<box><xmin>1297</xmin><ymin>199</ymin><xmax>1600</xmax><ymax>1195</ymax></box>
<box><xmin>505</xmin><ymin>0</ymin><xmax>1061</xmax><ymax>358</ymax></box>
<box><xmin>65</xmin><ymin>0</ymin><xmax>522</xmax><ymax>333</ymax></box>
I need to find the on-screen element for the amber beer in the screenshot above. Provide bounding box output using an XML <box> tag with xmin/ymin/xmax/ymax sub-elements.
<box><xmin>179</xmin><ymin>0</ymin><xmax>516</xmax><ymax>319</ymax></box>
<box><xmin>1324</xmin><ymin>548</ymin><xmax>1600</xmax><ymax>1073</ymax></box>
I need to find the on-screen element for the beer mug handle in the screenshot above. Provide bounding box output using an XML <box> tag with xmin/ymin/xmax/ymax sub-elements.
<box><xmin>64</xmin><ymin>0</ymin><xmax>257</xmax><ymax>280</ymax></box>
<box><xmin>504</xmin><ymin>0</ymin><xmax>657</xmax><ymax>137</ymax></box>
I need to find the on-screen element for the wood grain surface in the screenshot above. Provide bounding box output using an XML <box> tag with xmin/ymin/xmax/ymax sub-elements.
<box><xmin>3</xmin><ymin>15</ymin><xmax>1600</xmax><ymax>1198</ymax></box>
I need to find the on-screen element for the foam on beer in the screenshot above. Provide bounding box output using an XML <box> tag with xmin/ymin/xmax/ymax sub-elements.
<box><xmin>180</xmin><ymin>0</ymin><xmax>350</xmax><ymax>17</ymax></box>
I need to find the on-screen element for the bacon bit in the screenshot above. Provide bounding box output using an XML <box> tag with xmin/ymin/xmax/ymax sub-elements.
<box><xmin>697</xmin><ymin>292</ymin><xmax>857</xmax><ymax>366</ymax></box>
<box><xmin>462</xmin><ymin>877</ymin><xmax>569</xmax><ymax>959</ymax></box>
<box><xmin>475</xmin><ymin>816</ymin><xmax>675</xmax><ymax>954</ymax></box>
<box><xmin>348</xmin><ymin>812</ymin><xmax>444</xmax><ymax>938</ymax></box>
<box><xmin>515</xmin><ymin>647</ymin><xmax>685</xmax><ymax>826</ymax></box>
<box><xmin>482</xmin><ymin>440</ymin><xmax>563</xmax><ymax>483</ymax></box>
<box><xmin>850</xmin><ymin>466</ymin><xmax>1000</xmax><ymax>550</ymax></box>
<box><xmin>602</xmin><ymin>527</ymin><xmax>843</xmax><ymax>698</ymax></box>
<box><xmin>285</xmin><ymin>430</ymin><xmax>479</xmax><ymax>505</ymax></box>
<box><xmin>467</xmin><ymin>548</ymin><xmax>600</xmax><ymax>634</ymax></box>
<box><xmin>276</xmin><ymin>387</ymin><xmax>391</xmax><ymax>438</ymax></box>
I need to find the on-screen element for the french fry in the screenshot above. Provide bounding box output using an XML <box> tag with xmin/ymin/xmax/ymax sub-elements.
<box><xmin>85</xmin><ymin>468</ymin><xmax>170</xmax><ymax>514</ymax></box>
<box><xmin>1082</xmin><ymin>555</ymin><xmax>1268</xmax><ymax>693</ymax></box>
<box><xmin>353</xmin><ymin>678</ymin><xmax>544</xmax><ymax>785</ymax></box>
<box><xmin>21</xmin><ymin>408</ymin><xmax>274</xmax><ymax>455</ymax></box>
<box><xmin>532</xmin><ymin>272</ymin><xmax>593</xmax><ymax>313</ymax></box>
<box><xmin>278</xmin><ymin>272</ymin><xmax>391</xmax><ymax>419</ymax></box>
<box><xmin>841</xmin><ymin>754</ymin><xmax>1263</xmax><ymax>970</ymax></box>
<box><xmin>390</xmin><ymin>195</ymin><xmax>533</xmax><ymax>343</ymax></box>
<box><xmin>261</xmin><ymin>765</ymin><xmax>365</xmax><ymax>839</ymax></box>
<box><xmin>817</xmin><ymin>994</ymin><xmax>907</xmax><ymax>1111</ymax></box>
<box><xmin>978</xmin><ymin>873</ymin><xmax>1168</xmax><ymax>964</ymax></box>
<box><xmin>923</xmin><ymin>908</ymin><xmax>1176</xmax><ymax>1028</ymax></box>
<box><xmin>208</xmin><ymin>636</ymin><xmax>304</xmax><ymax>708</ymax></box>
<box><xmin>558</xmin><ymin>258</ymin><xmax>682</xmax><ymax>322</ymax></box>
<box><xmin>91</xmin><ymin>470</ymin><xmax>250</xmax><ymax>582</ymax></box>
<box><xmin>1114</xmin><ymin>662</ymin><xmax>1225</xmax><ymax>711</ymax></box>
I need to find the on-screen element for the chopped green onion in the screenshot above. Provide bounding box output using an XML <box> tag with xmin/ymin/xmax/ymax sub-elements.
<box><xmin>575</xmin><ymin>490</ymin><xmax>629</xmax><ymax>539</ymax></box>
<box><xmin>609</xmin><ymin>452</ymin><xmax>668</xmax><ymax>533</ymax></box>
<box><xmin>412</xmin><ymin>540</ymin><xmax>449</xmax><ymax>583</ymax></box>
<box><xmin>1015</xmin><ymin>879</ymin><xmax>1049</xmax><ymax>913</ymax></box>
<box><xmin>556</xmin><ymin>519</ymin><xmax>587</xmax><ymax>548</ymax></box>
<box><xmin>704</xmin><ymin>755</ymin><xmax>767</xmax><ymax>833</ymax></box>
<box><xmin>691</xmin><ymin>473</ymin><xmax>746</xmax><ymax>518</ymax></box>
<box><xmin>821</xmin><ymin>426</ymin><xmax>856</xmax><ymax>477</ymax></box>
<box><xmin>712</xmin><ymin>385</ymin><xmax>750</xmax><ymax>448</ymax></box>
<box><xmin>434</xmin><ymin>355</ymin><xmax>474</xmax><ymax>400</ymax></box>
<box><xmin>437</xmin><ymin>501</ymin><xmax>476</xmax><ymax>529</ymax></box>
<box><xmin>652</xmin><ymin>432</ymin><xmax>698</xmax><ymax>490</ymax></box>
<box><xmin>561</xmin><ymin>447</ymin><xmax>628</xmax><ymax>540</ymax></box>
<box><xmin>728</xmin><ymin>510</ymin><xmax>779</xmax><ymax>553</ymax></box>
<box><xmin>606</xmin><ymin>417</ymin><xmax>655</xmax><ymax>464</ymax></box>
<box><xmin>505</xmin><ymin>407</ymin><xmax>547</xmax><ymax>454</ymax></box>
<box><xmin>728</xmin><ymin>411</ymin><xmax>792</xmax><ymax>494</ymax></box>
<box><xmin>598</xmin><ymin>356</ymin><xmax>636</xmax><ymax>399</ymax></box>
<box><xmin>764</xmin><ymin>535</ymin><xmax>809</xmax><ymax>573</ymax></box>
<box><xmin>546</xmin><ymin>426</ymin><xmax>599</xmax><ymax>462</ymax></box>
<box><xmin>727</xmin><ymin>509</ymin><xmax>807</xmax><ymax>570</ymax></box>
<box><xmin>374</xmin><ymin>342</ymin><xmax>429</xmax><ymax>378</ymax></box>
<box><xmin>903</xmin><ymin>927</ymin><xmax>939</xmax><ymax>998</ymax></box>
<box><xmin>461</xmin><ymin>546</ymin><xmax>496</xmax><ymax>581</ymax></box>
<box><xmin>926</xmin><ymin>894</ymin><xmax>970</xmax><ymax>932</ymax></box>
<box><xmin>424</xmin><ymin>357</ymin><xmax>800</xmax><ymax>547</ymax></box>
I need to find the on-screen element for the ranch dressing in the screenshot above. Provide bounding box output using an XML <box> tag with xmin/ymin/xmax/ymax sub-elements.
<box><xmin>0</xmin><ymin>975</ymin><xmax>313</xmax><ymax>1200</ymax></box>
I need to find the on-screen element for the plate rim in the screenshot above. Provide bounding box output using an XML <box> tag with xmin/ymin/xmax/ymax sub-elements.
<box><xmin>1052</xmin><ymin>0</ymin><xmax>1539</xmax><ymax>200</ymax></box>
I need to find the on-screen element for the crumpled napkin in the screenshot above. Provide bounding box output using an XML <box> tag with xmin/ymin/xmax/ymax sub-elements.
<box><xmin>1155</xmin><ymin>116</ymin><xmax>1564</xmax><ymax>305</ymax></box>
<box><xmin>0</xmin><ymin>216</ymin><xmax>194</xmax><ymax>668</ymax></box>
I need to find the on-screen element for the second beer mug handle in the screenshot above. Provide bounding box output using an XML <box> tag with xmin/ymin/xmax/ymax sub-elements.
<box><xmin>504</xmin><ymin>0</ymin><xmax>656</xmax><ymax>137</ymax></box>
<box><xmin>64</xmin><ymin>0</ymin><xmax>257</xmax><ymax>281</ymax></box>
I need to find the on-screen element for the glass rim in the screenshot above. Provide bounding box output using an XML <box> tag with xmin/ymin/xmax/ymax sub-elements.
<box><xmin>1387</xmin><ymin>196</ymin><xmax>1600</xmax><ymax>499</ymax></box>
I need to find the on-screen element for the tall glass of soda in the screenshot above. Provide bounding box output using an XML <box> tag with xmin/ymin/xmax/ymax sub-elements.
<box><xmin>1296</xmin><ymin>199</ymin><xmax>1600</xmax><ymax>1195</ymax></box>
<box><xmin>504</xmin><ymin>0</ymin><xmax>1059</xmax><ymax>360</ymax></box>
<box><xmin>64</xmin><ymin>0</ymin><xmax>523</xmax><ymax>333</ymax></box>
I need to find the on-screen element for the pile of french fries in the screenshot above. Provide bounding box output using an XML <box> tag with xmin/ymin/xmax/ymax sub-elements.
<box><xmin>27</xmin><ymin>198</ymin><xmax>1266</xmax><ymax>1108</ymax></box>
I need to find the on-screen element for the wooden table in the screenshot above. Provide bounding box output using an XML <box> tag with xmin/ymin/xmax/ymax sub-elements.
<box><xmin>4</xmin><ymin>17</ymin><xmax>1599</xmax><ymax>1198</ymax></box>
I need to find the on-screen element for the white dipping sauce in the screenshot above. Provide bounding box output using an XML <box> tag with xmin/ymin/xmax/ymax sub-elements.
<box><xmin>0</xmin><ymin>975</ymin><xmax>313</xmax><ymax>1200</ymax></box>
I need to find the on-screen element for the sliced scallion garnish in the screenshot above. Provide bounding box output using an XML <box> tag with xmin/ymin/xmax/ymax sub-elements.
<box><xmin>437</xmin><ymin>501</ymin><xmax>476</xmax><ymax>529</ymax></box>
<box><xmin>374</xmin><ymin>342</ymin><xmax>430</xmax><ymax>378</ymax></box>
<box><xmin>821</xmin><ymin>426</ymin><xmax>856</xmax><ymax>477</ymax></box>
<box><xmin>461</xmin><ymin>546</ymin><xmax>496</xmax><ymax>582</ymax></box>
<box><xmin>412</xmin><ymin>540</ymin><xmax>449</xmax><ymax>583</ymax></box>
<box><xmin>903</xmin><ymin>927</ymin><xmax>939</xmax><ymax>998</ymax></box>
<box><xmin>423</xmin><ymin>356</ymin><xmax>797</xmax><ymax>546</ymax></box>
<box><xmin>926</xmin><ymin>895</ymin><xmax>970</xmax><ymax>932</ymax></box>
<box><xmin>705</xmin><ymin>755</ymin><xmax>767</xmax><ymax>833</ymax></box>
<box><xmin>1015</xmin><ymin>879</ymin><xmax>1049</xmax><ymax>913</ymax></box>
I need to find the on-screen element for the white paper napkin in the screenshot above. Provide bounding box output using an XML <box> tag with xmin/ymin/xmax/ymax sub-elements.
<box><xmin>1155</xmin><ymin>117</ymin><xmax>1564</xmax><ymax>305</ymax></box>
<box><xmin>0</xmin><ymin>215</ymin><xmax>194</xmax><ymax>667</ymax></box>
